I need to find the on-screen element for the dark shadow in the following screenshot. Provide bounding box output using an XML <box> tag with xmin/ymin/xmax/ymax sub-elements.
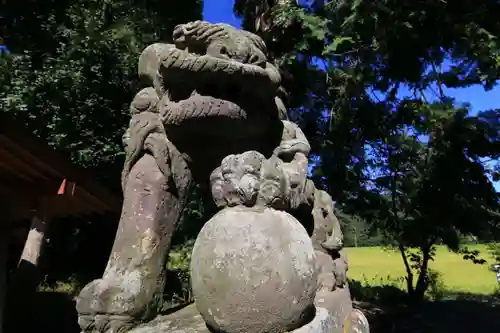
<box><xmin>8</xmin><ymin>259</ymin><xmax>42</xmax><ymax>293</ymax></box>
<box><xmin>349</xmin><ymin>278</ymin><xmax>409</xmax><ymax>305</ymax></box>
<box><xmin>161</xmin><ymin>268</ymin><xmax>193</xmax><ymax>310</ymax></box>
<box><xmin>6</xmin><ymin>277</ymin><xmax>499</xmax><ymax>333</ymax></box>
<box><xmin>4</xmin><ymin>267</ymin><xmax>192</xmax><ymax>333</ymax></box>
<box><xmin>349</xmin><ymin>280</ymin><xmax>500</xmax><ymax>333</ymax></box>
<box><xmin>412</xmin><ymin>292</ymin><xmax>500</xmax><ymax>333</ymax></box>
<box><xmin>42</xmin><ymin>213</ymin><xmax>118</xmax><ymax>287</ymax></box>
<box><xmin>4</xmin><ymin>256</ymin><xmax>81</xmax><ymax>333</ymax></box>
<box><xmin>4</xmin><ymin>291</ymin><xmax>80</xmax><ymax>333</ymax></box>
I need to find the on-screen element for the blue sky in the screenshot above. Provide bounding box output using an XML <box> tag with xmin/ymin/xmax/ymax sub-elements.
<box><xmin>204</xmin><ymin>0</ymin><xmax>242</xmax><ymax>28</ymax></box>
<box><xmin>203</xmin><ymin>0</ymin><xmax>500</xmax><ymax>191</ymax></box>
<box><xmin>203</xmin><ymin>0</ymin><xmax>500</xmax><ymax>116</ymax></box>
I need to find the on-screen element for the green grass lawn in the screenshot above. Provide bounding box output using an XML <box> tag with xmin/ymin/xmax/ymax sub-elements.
<box><xmin>345</xmin><ymin>245</ymin><xmax>498</xmax><ymax>295</ymax></box>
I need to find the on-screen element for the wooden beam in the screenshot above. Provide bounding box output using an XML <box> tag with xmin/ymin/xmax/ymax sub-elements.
<box><xmin>57</xmin><ymin>179</ymin><xmax>76</xmax><ymax>196</ymax></box>
<box><xmin>0</xmin><ymin>136</ymin><xmax>60</xmax><ymax>178</ymax></box>
<box><xmin>0</xmin><ymin>117</ymin><xmax>121</xmax><ymax>212</ymax></box>
<box><xmin>0</xmin><ymin>188</ymin><xmax>39</xmax><ymax>219</ymax></box>
<box><xmin>0</xmin><ymin>180</ymin><xmax>59</xmax><ymax>195</ymax></box>
<box><xmin>42</xmin><ymin>195</ymin><xmax>82</xmax><ymax>218</ymax></box>
<box><xmin>0</xmin><ymin>179</ymin><xmax>59</xmax><ymax>204</ymax></box>
<box><xmin>0</xmin><ymin>160</ymin><xmax>34</xmax><ymax>182</ymax></box>
<box><xmin>75</xmin><ymin>186</ymin><xmax>109</xmax><ymax>213</ymax></box>
<box><xmin>0</xmin><ymin>172</ymin><xmax>34</xmax><ymax>187</ymax></box>
<box><xmin>0</xmin><ymin>188</ymin><xmax>85</xmax><ymax>220</ymax></box>
<box><xmin>53</xmin><ymin>179</ymin><xmax>107</xmax><ymax>216</ymax></box>
<box><xmin>0</xmin><ymin>176</ymin><xmax>110</xmax><ymax>219</ymax></box>
<box><xmin>54</xmin><ymin>179</ymin><xmax>82</xmax><ymax>216</ymax></box>
<box><xmin>1</xmin><ymin>204</ymin><xmax>33</xmax><ymax>221</ymax></box>
<box><xmin>39</xmin><ymin>196</ymin><xmax>71</xmax><ymax>219</ymax></box>
<box><xmin>0</xmin><ymin>144</ymin><xmax>50</xmax><ymax>181</ymax></box>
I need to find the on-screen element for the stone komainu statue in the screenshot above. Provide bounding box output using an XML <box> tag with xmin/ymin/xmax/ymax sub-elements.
<box><xmin>76</xmin><ymin>21</ymin><xmax>369</xmax><ymax>333</ymax></box>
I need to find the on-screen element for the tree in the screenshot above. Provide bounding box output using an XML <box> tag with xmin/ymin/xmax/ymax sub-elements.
<box><xmin>234</xmin><ymin>0</ymin><xmax>298</xmax><ymax>35</ymax></box>
<box><xmin>335</xmin><ymin>208</ymin><xmax>385</xmax><ymax>247</ymax></box>
<box><xmin>233</xmin><ymin>0</ymin><xmax>500</xmax><ymax>200</ymax></box>
<box><xmin>0</xmin><ymin>0</ymin><xmax>203</xmax><ymax>190</ymax></box>
<box><xmin>233</xmin><ymin>0</ymin><xmax>500</xmax><ymax>302</ymax></box>
<box><xmin>353</xmin><ymin>101</ymin><xmax>500</xmax><ymax>301</ymax></box>
<box><xmin>0</xmin><ymin>0</ymin><xmax>203</xmax><ymax>287</ymax></box>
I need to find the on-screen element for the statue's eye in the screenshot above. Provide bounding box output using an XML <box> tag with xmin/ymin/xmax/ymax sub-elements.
<box><xmin>248</xmin><ymin>53</ymin><xmax>266</xmax><ymax>67</ymax></box>
<box><xmin>219</xmin><ymin>46</ymin><xmax>228</xmax><ymax>55</ymax></box>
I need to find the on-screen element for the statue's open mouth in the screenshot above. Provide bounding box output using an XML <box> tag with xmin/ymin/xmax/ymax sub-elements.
<box><xmin>156</xmin><ymin>46</ymin><xmax>280</xmax><ymax>102</ymax></box>
<box><xmin>134</xmin><ymin>27</ymin><xmax>285</xmax><ymax>146</ymax></box>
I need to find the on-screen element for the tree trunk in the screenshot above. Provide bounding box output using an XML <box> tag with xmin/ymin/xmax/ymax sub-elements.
<box><xmin>413</xmin><ymin>246</ymin><xmax>432</xmax><ymax>304</ymax></box>
<box><xmin>398</xmin><ymin>245</ymin><xmax>414</xmax><ymax>296</ymax></box>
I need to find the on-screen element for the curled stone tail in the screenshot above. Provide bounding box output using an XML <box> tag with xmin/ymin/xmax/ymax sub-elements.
<box><xmin>122</xmin><ymin>112</ymin><xmax>170</xmax><ymax>190</ymax></box>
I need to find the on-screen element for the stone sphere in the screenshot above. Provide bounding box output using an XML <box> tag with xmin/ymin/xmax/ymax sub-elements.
<box><xmin>190</xmin><ymin>206</ymin><xmax>318</xmax><ymax>333</ymax></box>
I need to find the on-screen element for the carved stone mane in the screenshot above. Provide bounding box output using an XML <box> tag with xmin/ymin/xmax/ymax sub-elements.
<box><xmin>76</xmin><ymin>20</ymin><xmax>369</xmax><ymax>333</ymax></box>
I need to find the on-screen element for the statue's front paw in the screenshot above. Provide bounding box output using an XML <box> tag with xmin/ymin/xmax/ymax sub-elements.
<box><xmin>77</xmin><ymin>279</ymin><xmax>106</xmax><ymax>315</ymax></box>
<box><xmin>77</xmin><ymin>278</ymin><xmax>140</xmax><ymax>315</ymax></box>
<box><xmin>77</xmin><ymin>312</ymin><xmax>112</xmax><ymax>333</ymax></box>
<box><xmin>78</xmin><ymin>313</ymin><xmax>134</xmax><ymax>333</ymax></box>
<box><xmin>77</xmin><ymin>279</ymin><xmax>138</xmax><ymax>333</ymax></box>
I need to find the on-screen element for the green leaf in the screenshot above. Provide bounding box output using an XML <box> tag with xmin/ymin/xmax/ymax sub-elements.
<box><xmin>324</xmin><ymin>36</ymin><xmax>354</xmax><ymax>54</ymax></box>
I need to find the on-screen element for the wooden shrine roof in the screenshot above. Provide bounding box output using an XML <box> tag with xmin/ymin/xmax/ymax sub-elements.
<box><xmin>0</xmin><ymin>113</ymin><xmax>122</xmax><ymax>220</ymax></box>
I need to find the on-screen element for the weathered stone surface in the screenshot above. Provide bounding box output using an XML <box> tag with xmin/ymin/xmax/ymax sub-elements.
<box><xmin>77</xmin><ymin>150</ymin><xmax>192</xmax><ymax>332</ymax></box>
<box><xmin>315</xmin><ymin>251</ymin><xmax>349</xmax><ymax>292</ymax></box>
<box><xmin>315</xmin><ymin>251</ymin><xmax>337</xmax><ymax>293</ymax></box>
<box><xmin>346</xmin><ymin>309</ymin><xmax>370</xmax><ymax>333</ymax></box>
<box><xmin>274</xmin><ymin>120</ymin><xmax>311</xmax><ymax>160</ymax></box>
<box><xmin>129</xmin><ymin>304</ymin><xmax>209</xmax><ymax>333</ymax></box>
<box><xmin>210</xmin><ymin>151</ymin><xmax>266</xmax><ymax>208</ymax></box>
<box><xmin>129</xmin><ymin>305</ymin><xmax>339</xmax><ymax>333</ymax></box>
<box><xmin>315</xmin><ymin>282</ymin><xmax>353</xmax><ymax>330</ymax></box>
<box><xmin>76</xmin><ymin>20</ymin><xmax>287</xmax><ymax>333</ymax></box>
<box><xmin>77</xmin><ymin>18</ymin><xmax>369</xmax><ymax>333</ymax></box>
<box><xmin>311</xmin><ymin>190</ymin><xmax>343</xmax><ymax>252</ymax></box>
<box><xmin>209</xmin><ymin>150</ymin><xmax>311</xmax><ymax>212</ymax></box>
<box><xmin>190</xmin><ymin>206</ymin><xmax>317</xmax><ymax>333</ymax></box>
<box><xmin>291</xmin><ymin>307</ymin><xmax>338</xmax><ymax>333</ymax></box>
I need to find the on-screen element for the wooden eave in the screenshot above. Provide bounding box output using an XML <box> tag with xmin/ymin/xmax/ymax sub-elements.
<box><xmin>0</xmin><ymin>113</ymin><xmax>122</xmax><ymax>220</ymax></box>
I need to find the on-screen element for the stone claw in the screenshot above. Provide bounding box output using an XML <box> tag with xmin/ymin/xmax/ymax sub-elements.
<box><xmin>321</xmin><ymin>236</ymin><xmax>343</xmax><ymax>251</ymax></box>
<box><xmin>76</xmin><ymin>279</ymin><xmax>140</xmax><ymax>333</ymax></box>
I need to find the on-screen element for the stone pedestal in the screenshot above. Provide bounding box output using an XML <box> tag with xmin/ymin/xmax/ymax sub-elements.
<box><xmin>129</xmin><ymin>304</ymin><xmax>338</xmax><ymax>333</ymax></box>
